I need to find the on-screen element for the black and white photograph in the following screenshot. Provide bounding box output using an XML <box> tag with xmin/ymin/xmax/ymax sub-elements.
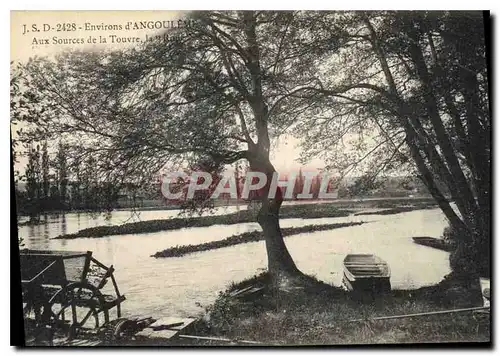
<box><xmin>10</xmin><ymin>9</ymin><xmax>491</xmax><ymax>347</ymax></box>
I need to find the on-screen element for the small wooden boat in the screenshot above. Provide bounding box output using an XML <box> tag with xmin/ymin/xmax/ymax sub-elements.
<box><xmin>342</xmin><ymin>254</ymin><xmax>391</xmax><ymax>294</ymax></box>
<box><xmin>412</xmin><ymin>236</ymin><xmax>454</xmax><ymax>252</ymax></box>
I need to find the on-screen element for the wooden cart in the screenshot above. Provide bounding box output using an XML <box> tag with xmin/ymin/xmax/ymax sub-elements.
<box><xmin>20</xmin><ymin>249</ymin><xmax>126</xmax><ymax>344</ymax></box>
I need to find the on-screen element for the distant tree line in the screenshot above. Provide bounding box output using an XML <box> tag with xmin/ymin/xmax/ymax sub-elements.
<box><xmin>15</xmin><ymin>141</ymin><xmax>120</xmax><ymax>218</ymax></box>
<box><xmin>165</xmin><ymin>163</ymin><xmax>430</xmax><ymax>206</ymax></box>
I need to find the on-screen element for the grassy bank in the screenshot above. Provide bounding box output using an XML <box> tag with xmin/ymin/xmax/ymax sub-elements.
<box><xmin>192</xmin><ymin>273</ymin><xmax>490</xmax><ymax>346</ymax></box>
<box><xmin>53</xmin><ymin>203</ymin><xmax>353</xmax><ymax>239</ymax></box>
<box><xmin>152</xmin><ymin>222</ymin><xmax>365</xmax><ymax>258</ymax></box>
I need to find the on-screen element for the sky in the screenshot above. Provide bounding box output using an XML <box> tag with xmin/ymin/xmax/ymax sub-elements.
<box><xmin>11</xmin><ymin>10</ymin><xmax>326</xmax><ymax>175</ymax></box>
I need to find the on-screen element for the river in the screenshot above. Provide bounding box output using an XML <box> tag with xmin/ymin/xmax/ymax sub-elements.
<box><xmin>17</xmin><ymin>206</ymin><xmax>451</xmax><ymax>319</ymax></box>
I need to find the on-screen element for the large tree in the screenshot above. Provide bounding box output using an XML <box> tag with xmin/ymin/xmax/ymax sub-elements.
<box><xmin>22</xmin><ymin>11</ymin><xmax>341</xmax><ymax>287</ymax></box>
<box><xmin>11</xmin><ymin>61</ymin><xmax>55</xmax><ymax>217</ymax></box>
<box><xmin>296</xmin><ymin>11</ymin><xmax>490</xmax><ymax>278</ymax></box>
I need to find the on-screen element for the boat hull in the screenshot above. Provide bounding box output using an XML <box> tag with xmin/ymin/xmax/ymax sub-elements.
<box><xmin>342</xmin><ymin>273</ymin><xmax>391</xmax><ymax>294</ymax></box>
<box><xmin>342</xmin><ymin>254</ymin><xmax>391</xmax><ymax>294</ymax></box>
<box><xmin>412</xmin><ymin>236</ymin><xmax>454</xmax><ymax>252</ymax></box>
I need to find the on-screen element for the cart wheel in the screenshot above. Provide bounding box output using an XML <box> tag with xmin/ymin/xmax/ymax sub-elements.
<box><xmin>100</xmin><ymin>318</ymin><xmax>135</xmax><ymax>343</ymax></box>
<box><xmin>49</xmin><ymin>282</ymin><xmax>110</xmax><ymax>340</ymax></box>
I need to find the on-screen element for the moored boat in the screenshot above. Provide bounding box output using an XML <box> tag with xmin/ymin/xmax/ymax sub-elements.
<box><xmin>412</xmin><ymin>236</ymin><xmax>454</xmax><ymax>252</ymax></box>
<box><xmin>342</xmin><ymin>254</ymin><xmax>391</xmax><ymax>294</ymax></box>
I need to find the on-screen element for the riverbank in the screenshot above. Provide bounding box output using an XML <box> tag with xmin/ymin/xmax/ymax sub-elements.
<box><xmin>353</xmin><ymin>205</ymin><xmax>436</xmax><ymax>216</ymax></box>
<box><xmin>191</xmin><ymin>273</ymin><xmax>490</xmax><ymax>345</ymax></box>
<box><xmin>53</xmin><ymin>204</ymin><xmax>354</xmax><ymax>239</ymax></box>
<box><xmin>152</xmin><ymin>222</ymin><xmax>365</xmax><ymax>258</ymax></box>
<box><xmin>53</xmin><ymin>200</ymin><xmax>437</xmax><ymax>240</ymax></box>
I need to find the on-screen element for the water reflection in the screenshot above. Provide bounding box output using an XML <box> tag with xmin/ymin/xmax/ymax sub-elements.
<box><xmin>18</xmin><ymin>207</ymin><xmax>450</xmax><ymax>319</ymax></box>
<box><xmin>60</xmin><ymin>214</ymin><xmax>68</xmax><ymax>247</ymax></box>
<box><xmin>18</xmin><ymin>206</ymin><xmax>249</xmax><ymax>241</ymax></box>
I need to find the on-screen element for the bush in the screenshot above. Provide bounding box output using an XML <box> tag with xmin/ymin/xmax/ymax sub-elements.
<box><xmin>442</xmin><ymin>225</ymin><xmax>455</xmax><ymax>243</ymax></box>
<box><xmin>445</xmin><ymin>224</ymin><xmax>490</xmax><ymax>279</ymax></box>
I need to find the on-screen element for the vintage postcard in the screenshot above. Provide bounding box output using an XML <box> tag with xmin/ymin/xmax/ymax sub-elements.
<box><xmin>11</xmin><ymin>10</ymin><xmax>491</xmax><ymax>347</ymax></box>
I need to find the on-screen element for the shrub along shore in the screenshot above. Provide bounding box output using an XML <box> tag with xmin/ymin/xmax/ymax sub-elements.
<box><xmin>151</xmin><ymin>222</ymin><xmax>365</xmax><ymax>258</ymax></box>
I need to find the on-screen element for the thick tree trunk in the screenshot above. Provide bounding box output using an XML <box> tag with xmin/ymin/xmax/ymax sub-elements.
<box><xmin>365</xmin><ymin>18</ymin><xmax>468</xmax><ymax>240</ymax></box>
<box><xmin>257</xmin><ymin>199</ymin><xmax>301</xmax><ymax>281</ymax></box>
<box><xmin>406</xmin><ymin>28</ymin><xmax>490</xmax><ymax>278</ymax></box>
<box><xmin>365</xmin><ymin>16</ymin><xmax>490</xmax><ymax>279</ymax></box>
<box><xmin>407</xmin><ymin>137</ymin><xmax>468</xmax><ymax>234</ymax></box>
<box><xmin>406</xmin><ymin>33</ymin><xmax>480</xmax><ymax>228</ymax></box>
<box><xmin>248</xmin><ymin>153</ymin><xmax>304</xmax><ymax>287</ymax></box>
<box><xmin>241</xmin><ymin>12</ymin><xmax>305</xmax><ymax>287</ymax></box>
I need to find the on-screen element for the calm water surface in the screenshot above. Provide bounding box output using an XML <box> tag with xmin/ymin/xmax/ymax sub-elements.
<box><xmin>18</xmin><ymin>206</ymin><xmax>450</xmax><ymax>318</ymax></box>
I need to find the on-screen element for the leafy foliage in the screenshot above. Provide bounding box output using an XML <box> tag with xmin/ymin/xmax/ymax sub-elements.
<box><xmin>295</xmin><ymin>11</ymin><xmax>490</xmax><ymax>276</ymax></box>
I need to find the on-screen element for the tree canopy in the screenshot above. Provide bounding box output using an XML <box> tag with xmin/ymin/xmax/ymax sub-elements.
<box><xmin>295</xmin><ymin>11</ymin><xmax>490</xmax><ymax>276</ymax></box>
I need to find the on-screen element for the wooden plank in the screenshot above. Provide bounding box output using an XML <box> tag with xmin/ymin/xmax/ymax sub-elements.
<box><xmin>246</xmin><ymin>286</ymin><xmax>264</xmax><ymax>294</ymax></box>
<box><xmin>135</xmin><ymin>327</ymin><xmax>179</xmax><ymax>340</ymax></box>
<box><xmin>52</xmin><ymin>337</ymin><xmax>68</xmax><ymax>346</ymax></box>
<box><xmin>122</xmin><ymin>316</ymin><xmax>199</xmax><ymax>342</ymax></box>
<box><xmin>349</xmin><ymin>306</ymin><xmax>490</xmax><ymax>322</ymax></box>
<box><xmin>74</xmin><ymin>340</ymin><xmax>103</xmax><ymax>346</ymax></box>
<box><xmin>150</xmin><ymin>317</ymin><xmax>186</xmax><ymax>327</ymax></box>
<box><xmin>232</xmin><ymin>286</ymin><xmax>264</xmax><ymax>299</ymax></box>
<box><xmin>149</xmin><ymin>317</ymin><xmax>197</xmax><ymax>330</ymax></box>
<box><xmin>135</xmin><ymin>328</ymin><xmax>155</xmax><ymax>338</ymax></box>
<box><xmin>474</xmin><ymin>310</ymin><xmax>490</xmax><ymax>315</ymax></box>
<box><xmin>62</xmin><ymin>339</ymin><xmax>103</xmax><ymax>346</ymax></box>
<box><xmin>229</xmin><ymin>285</ymin><xmax>254</xmax><ymax>297</ymax></box>
<box><xmin>349</xmin><ymin>272</ymin><xmax>385</xmax><ymax>275</ymax></box>
<box><xmin>346</xmin><ymin>269</ymin><xmax>385</xmax><ymax>272</ymax></box>
<box><xmin>169</xmin><ymin>318</ymin><xmax>197</xmax><ymax>331</ymax></box>
<box><xmin>178</xmin><ymin>334</ymin><xmax>262</xmax><ymax>345</ymax></box>
<box><xmin>348</xmin><ymin>268</ymin><xmax>383</xmax><ymax>271</ymax></box>
<box><xmin>345</xmin><ymin>264</ymin><xmax>385</xmax><ymax>267</ymax></box>
<box><xmin>151</xmin><ymin>322</ymin><xmax>184</xmax><ymax>330</ymax></box>
<box><xmin>147</xmin><ymin>329</ymin><xmax>179</xmax><ymax>340</ymax></box>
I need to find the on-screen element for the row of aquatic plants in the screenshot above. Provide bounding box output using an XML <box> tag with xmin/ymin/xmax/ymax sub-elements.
<box><xmin>54</xmin><ymin>204</ymin><xmax>353</xmax><ymax>239</ymax></box>
<box><xmin>152</xmin><ymin>222</ymin><xmax>365</xmax><ymax>258</ymax></box>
